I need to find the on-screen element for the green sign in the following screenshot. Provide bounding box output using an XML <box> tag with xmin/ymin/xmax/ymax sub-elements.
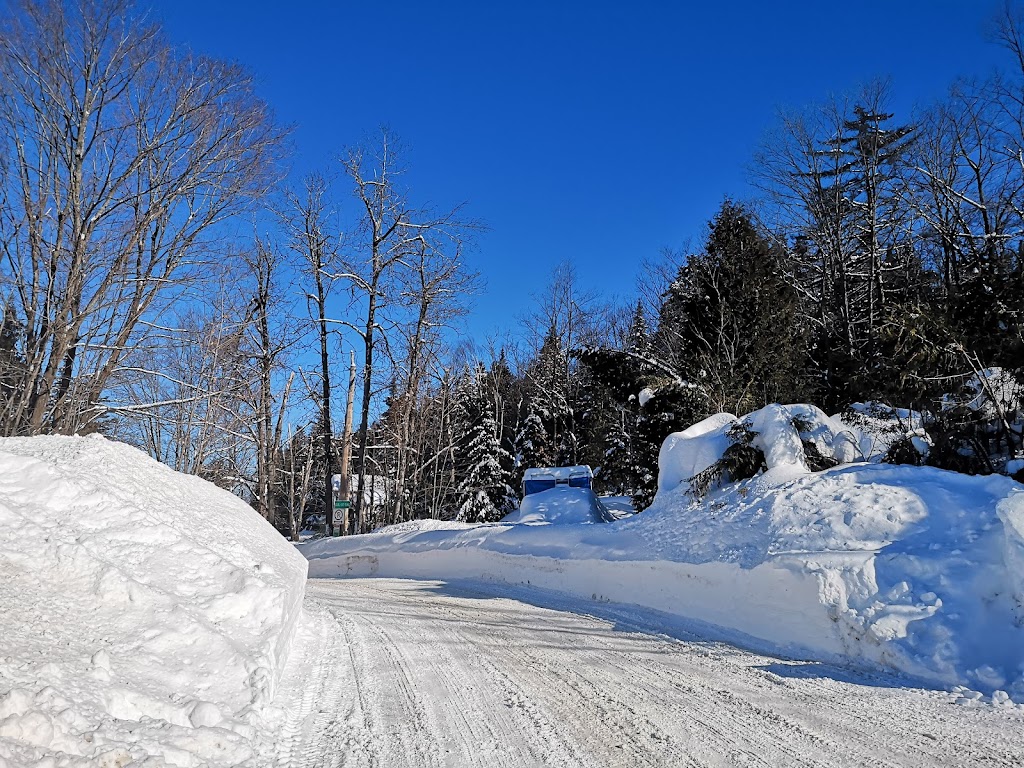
<box><xmin>334</xmin><ymin>499</ymin><xmax>351</xmax><ymax>509</ymax></box>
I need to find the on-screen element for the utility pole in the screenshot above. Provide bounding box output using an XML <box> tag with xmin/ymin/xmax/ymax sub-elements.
<box><xmin>339</xmin><ymin>350</ymin><xmax>357</xmax><ymax>534</ymax></box>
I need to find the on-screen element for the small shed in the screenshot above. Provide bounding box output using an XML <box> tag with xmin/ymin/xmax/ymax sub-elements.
<box><xmin>522</xmin><ymin>466</ymin><xmax>594</xmax><ymax>497</ymax></box>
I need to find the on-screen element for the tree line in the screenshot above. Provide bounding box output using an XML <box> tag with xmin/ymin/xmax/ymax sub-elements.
<box><xmin>3</xmin><ymin>0</ymin><xmax>1024</xmax><ymax>536</ymax></box>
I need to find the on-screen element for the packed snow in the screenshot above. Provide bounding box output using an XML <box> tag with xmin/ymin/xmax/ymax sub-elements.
<box><xmin>281</xmin><ymin>578</ymin><xmax>1024</xmax><ymax>767</ymax></box>
<box><xmin>0</xmin><ymin>435</ymin><xmax>307</xmax><ymax>767</ymax></box>
<box><xmin>305</xmin><ymin>403</ymin><xmax>1024</xmax><ymax>704</ymax></box>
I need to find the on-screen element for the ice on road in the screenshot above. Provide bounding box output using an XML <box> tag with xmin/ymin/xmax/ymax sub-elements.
<box><xmin>274</xmin><ymin>578</ymin><xmax>1023</xmax><ymax>767</ymax></box>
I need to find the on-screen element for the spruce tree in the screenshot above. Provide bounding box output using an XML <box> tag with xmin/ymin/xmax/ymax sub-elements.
<box><xmin>514</xmin><ymin>399</ymin><xmax>552</xmax><ymax>486</ymax></box>
<box><xmin>657</xmin><ymin>200</ymin><xmax>806</xmax><ymax>413</ymax></box>
<box><xmin>576</xmin><ymin>345</ymin><xmax>702</xmax><ymax>511</ymax></box>
<box><xmin>526</xmin><ymin>324</ymin><xmax>574</xmax><ymax>464</ymax></box>
<box><xmin>454</xmin><ymin>367</ymin><xmax>514</xmax><ymax>522</ymax></box>
<box><xmin>590</xmin><ymin>301</ymin><xmax>651</xmax><ymax>495</ymax></box>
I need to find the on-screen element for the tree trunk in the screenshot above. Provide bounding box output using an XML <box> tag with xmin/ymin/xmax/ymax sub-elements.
<box><xmin>340</xmin><ymin>350</ymin><xmax>357</xmax><ymax>534</ymax></box>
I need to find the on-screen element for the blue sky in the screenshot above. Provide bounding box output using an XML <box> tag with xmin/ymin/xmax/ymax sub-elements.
<box><xmin>156</xmin><ymin>1</ymin><xmax>1010</xmax><ymax>341</ymax></box>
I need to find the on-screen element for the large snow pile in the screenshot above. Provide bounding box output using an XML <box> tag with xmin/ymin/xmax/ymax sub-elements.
<box><xmin>0</xmin><ymin>435</ymin><xmax>308</xmax><ymax>767</ymax></box>
<box><xmin>648</xmin><ymin>402</ymin><xmax>1024</xmax><ymax>700</ymax></box>
<box><xmin>305</xmin><ymin>403</ymin><xmax>1024</xmax><ymax>704</ymax></box>
<box><xmin>501</xmin><ymin>487</ymin><xmax>612</xmax><ymax>524</ymax></box>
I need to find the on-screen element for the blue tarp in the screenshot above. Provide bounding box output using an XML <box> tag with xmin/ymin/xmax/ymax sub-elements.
<box><xmin>523</xmin><ymin>478</ymin><xmax>558</xmax><ymax>496</ymax></box>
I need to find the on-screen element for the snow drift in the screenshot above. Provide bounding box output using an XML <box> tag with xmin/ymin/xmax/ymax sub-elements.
<box><xmin>304</xmin><ymin>403</ymin><xmax>1024</xmax><ymax>703</ymax></box>
<box><xmin>0</xmin><ymin>435</ymin><xmax>308</xmax><ymax>767</ymax></box>
<box><xmin>501</xmin><ymin>486</ymin><xmax>612</xmax><ymax>524</ymax></box>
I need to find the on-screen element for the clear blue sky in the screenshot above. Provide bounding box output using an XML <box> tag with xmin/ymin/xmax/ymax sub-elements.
<box><xmin>155</xmin><ymin>1</ymin><xmax>1009</xmax><ymax>341</ymax></box>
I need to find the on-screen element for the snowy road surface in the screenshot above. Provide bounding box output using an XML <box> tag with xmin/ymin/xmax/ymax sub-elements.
<box><xmin>273</xmin><ymin>578</ymin><xmax>1024</xmax><ymax>767</ymax></box>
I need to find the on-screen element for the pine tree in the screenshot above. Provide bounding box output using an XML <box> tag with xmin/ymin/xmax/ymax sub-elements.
<box><xmin>514</xmin><ymin>399</ymin><xmax>552</xmax><ymax>487</ymax></box>
<box><xmin>454</xmin><ymin>367</ymin><xmax>514</xmax><ymax>522</ymax></box>
<box><xmin>657</xmin><ymin>200</ymin><xmax>806</xmax><ymax>413</ymax></box>
<box><xmin>798</xmin><ymin>99</ymin><xmax>916</xmax><ymax>407</ymax></box>
<box><xmin>525</xmin><ymin>324</ymin><xmax>575</xmax><ymax>464</ymax></box>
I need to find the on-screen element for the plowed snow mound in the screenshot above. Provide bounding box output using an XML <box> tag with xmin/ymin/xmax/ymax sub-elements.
<box><xmin>0</xmin><ymin>435</ymin><xmax>307</xmax><ymax>767</ymax></box>
<box><xmin>502</xmin><ymin>487</ymin><xmax>612</xmax><ymax>524</ymax></box>
<box><xmin>643</xmin><ymin>462</ymin><xmax>1024</xmax><ymax>700</ymax></box>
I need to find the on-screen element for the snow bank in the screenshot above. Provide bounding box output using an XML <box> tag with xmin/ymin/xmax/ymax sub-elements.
<box><xmin>305</xmin><ymin>404</ymin><xmax>1024</xmax><ymax>703</ymax></box>
<box><xmin>0</xmin><ymin>436</ymin><xmax>308</xmax><ymax>767</ymax></box>
<box><xmin>648</xmin><ymin>462</ymin><xmax>1024</xmax><ymax>699</ymax></box>
<box><xmin>303</xmin><ymin>518</ymin><xmax>836</xmax><ymax>655</ymax></box>
<box><xmin>501</xmin><ymin>487</ymin><xmax>612</xmax><ymax>524</ymax></box>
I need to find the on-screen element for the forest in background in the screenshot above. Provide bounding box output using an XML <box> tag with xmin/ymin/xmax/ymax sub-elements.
<box><xmin>3</xmin><ymin>0</ymin><xmax>1024</xmax><ymax>537</ymax></box>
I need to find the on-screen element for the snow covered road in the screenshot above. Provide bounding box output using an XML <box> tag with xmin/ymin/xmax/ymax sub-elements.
<box><xmin>273</xmin><ymin>578</ymin><xmax>1024</xmax><ymax>767</ymax></box>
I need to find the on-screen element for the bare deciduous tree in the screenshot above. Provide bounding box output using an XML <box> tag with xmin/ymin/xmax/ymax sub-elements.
<box><xmin>384</xmin><ymin>236</ymin><xmax>480</xmax><ymax>523</ymax></box>
<box><xmin>0</xmin><ymin>0</ymin><xmax>284</xmax><ymax>435</ymax></box>
<box><xmin>282</xmin><ymin>173</ymin><xmax>341</xmax><ymax>532</ymax></box>
<box><xmin>337</xmin><ymin>129</ymin><xmax>475</xmax><ymax>532</ymax></box>
<box><xmin>240</xmin><ymin>238</ymin><xmax>298</xmax><ymax>520</ymax></box>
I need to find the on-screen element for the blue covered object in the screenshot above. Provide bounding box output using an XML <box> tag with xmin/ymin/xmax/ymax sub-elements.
<box><xmin>521</xmin><ymin>466</ymin><xmax>593</xmax><ymax>497</ymax></box>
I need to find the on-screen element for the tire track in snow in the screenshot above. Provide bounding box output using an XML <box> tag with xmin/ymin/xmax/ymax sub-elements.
<box><xmin>363</xmin><ymin>606</ymin><xmax>576</xmax><ymax>766</ymax></box>
<box><xmin>310</xmin><ymin>580</ymin><xmax>591</xmax><ymax>767</ymax></box>
<box><xmin>274</xmin><ymin>578</ymin><xmax>1024</xmax><ymax>768</ymax></box>
<box><xmin>445</xmin><ymin>579</ymin><xmax>1024</xmax><ymax>766</ymax></box>
<box><xmin>272</xmin><ymin>600</ymin><xmax>359</xmax><ymax>768</ymax></box>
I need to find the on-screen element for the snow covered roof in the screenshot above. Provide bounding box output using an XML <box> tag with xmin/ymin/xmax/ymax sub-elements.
<box><xmin>523</xmin><ymin>465</ymin><xmax>593</xmax><ymax>481</ymax></box>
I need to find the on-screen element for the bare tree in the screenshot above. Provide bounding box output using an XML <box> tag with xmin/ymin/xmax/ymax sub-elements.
<box><xmin>338</xmin><ymin>350</ymin><xmax>357</xmax><ymax>533</ymax></box>
<box><xmin>239</xmin><ymin>238</ymin><xmax>298</xmax><ymax>520</ymax></box>
<box><xmin>337</xmin><ymin>129</ymin><xmax>474</xmax><ymax>532</ymax></box>
<box><xmin>907</xmin><ymin>85</ymin><xmax>1022</xmax><ymax>300</ymax></box>
<box><xmin>282</xmin><ymin>173</ymin><xmax>342</xmax><ymax>532</ymax></box>
<box><xmin>752</xmin><ymin>82</ymin><xmax>915</xmax><ymax>359</ymax></box>
<box><xmin>0</xmin><ymin>0</ymin><xmax>284</xmax><ymax>435</ymax></box>
<box><xmin>283</xmin><ymin>427</ymin><xmax>316</xmax><ymax>542</ymax></box>
<box><xmin>106</xmin><ymin>286</ymin><xmax>252</xmax><ymax>480</ymax></box>
<box><xmin>753</xmin><ymin>94</ymin><xmax>859</xmax><ymax>349</ymax></box>
<box><xmin>518</xmin><ymin>260</ymin><xmax>609</xmax><ymax>465</ymax></box>
<box><xmin>385</xmin><ymin>238</ymin><xmax>480</xmax><ymax>522</ymax></box>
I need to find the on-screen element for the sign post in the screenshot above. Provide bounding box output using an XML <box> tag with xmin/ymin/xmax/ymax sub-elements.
<box><xmin>329</xmin><ymin>474</ymin><xmax>340</xmax><ymax>536</ymax></box>
<box><xmin>330</xmin><ymin>475</ymin><xmax>349</xmax><ymax>536</ymax></box>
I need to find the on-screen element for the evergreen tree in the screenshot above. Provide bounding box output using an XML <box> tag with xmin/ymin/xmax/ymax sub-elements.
<box><xmin>0</xmin><ymin>302</ymin><xmax>25</xmax><ymax>418</ymax></box>
<box><xmin>798</xmin><ymin>100</ymin><xmax>916</xmax><ymax>407</ymax></box>
<box><xmin>657</xmin><ymin>200</ymin><xmax>806</xmax><ymax>413</ymax></box>
<box><xmin>525</xmin><ymin>324</ymin><xmax>575</xmax><ymax>464</ymax></box>
<box><xmin>487</xmin><ymin>351</ymin><xmax>521</xmax><ymax>485</ymax></box>
<box><xmin>454</xmin><ymin>366</ymin><xmax>514</xmax><ymax>522</ymax></box>
<box><xmin>625</xmin><ymin>300</ymin><xmax>651</xmax><ymax>357</ymax></box>
<box><xmin>577</xmin><ymin>345</ymin><xmax>702</xmax><ymax>511</ymax></box>
<box><xmin>514</xmin><ymin>399</ymin><xmax>552</xmax><ymax>487</ymax></box>
<box><xmin>589</xmin><ymin>301</ymin><xmax>652</xmax><ymax>495</ymax></box>
<box><xmin>596</xmin><ymin>410</ymin><xmax>635</xmax><ymax>496</ymax></box>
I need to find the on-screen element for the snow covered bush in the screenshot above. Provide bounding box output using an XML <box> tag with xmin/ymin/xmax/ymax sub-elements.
<box><xmin>659</xmin><ymin>404</ymin><xmax>862</xmax><ymax>499</ymax></box>
<box><xmin>833</xmin><ymin>369</ymin><xmax>1024</xmax><ymax>478</ymax></box>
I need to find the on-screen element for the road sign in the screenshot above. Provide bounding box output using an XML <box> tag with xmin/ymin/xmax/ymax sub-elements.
<box><xmin>334</xmin><ymin>499</ymin><xmax>351</xmax><ymax>509</ymax></box>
